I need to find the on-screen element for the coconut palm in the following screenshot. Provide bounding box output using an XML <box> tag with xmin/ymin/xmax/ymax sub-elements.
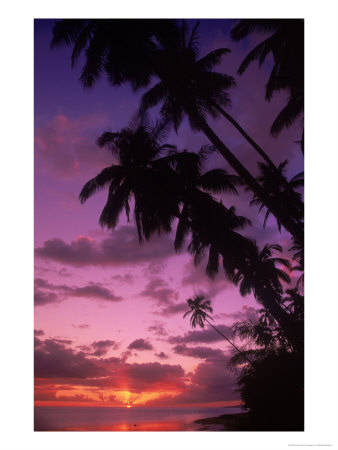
<box><xmin>231</xmin><ymin>19</ymin><xmax>304</xmax><ymax>142</ymax></box>
<box><xmin>52</xmin><ymin>19</ymin><xmax>303</xmax><ymax>242</ymax></box>
<box><xmin>183</xmin><ymin>295</ymin><xmax>256</xmax><ymax>368</ymax></box>
<box><xmin>79</xmin><ymin>118</ymin><xmax>181</xmax><ymax>241</ymax></box>
<box><xmin>248</xmin><ymin>160</ymin><xmax>303</xmax><ymax>231</ymax></box>
<box><xmin>139</xmin><ymin>20</ymin><xmax>303</xmax><ymax>243</ymax></box>
<box><xmin>51</xmin><ymin>19</ymin><xmax>178</xmax><ymax>89</ymax></box>
<box><xmin>231</xmin><ymin>242</ymin><xmax>302</xmax><ymax>352</ymax></box>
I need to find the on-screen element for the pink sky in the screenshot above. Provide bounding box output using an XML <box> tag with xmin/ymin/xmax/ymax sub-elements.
<box><xmin>34</xmin><ymin>19</ymin><xmax>303</xmax><ymax>408</ymax></box>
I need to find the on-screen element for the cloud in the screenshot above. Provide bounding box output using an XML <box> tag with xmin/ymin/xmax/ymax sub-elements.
<box><xmin>71</xmin><ymin>324</ymin><xmax>91</xmax><ymax>329</ymax></box>
<box><xmin>144</xmin><ymin>357</ymin><xmax>238</xmax><ymax>407</ymax></box>
<box><xmin>35</xmin><ymin>113</ymin><xmax>113</xmax><ymax>179</ymax></box>
<box><xmin>34</xmin><ymin>278</ymin><xmax>121</xmax><ymax>306</ymax></box>
<box><xmin>155</xmin><ymin>352</ymin><xmax>169</xmax><ymax>360</ymax></box>
<box><xmin>111</xmin><ymin>273</ymin><xmax>134</xmax><ymax>283</ymax></box>
<box><xmin>168</xmin><ymin>324</ymin><xmax>233</xmax><ymax>345</ymax></box>
<box><xmin>35</xmin><ymin>226</ymin><xmax>175</xmax><ymax>267</ymax></box>
<box><xmin>35</xmin><ymin>334</ymin><xmax>186</xmax><ymax>395</ymax></box>
<box><xmin>35</xmin><ymin>338</ymin><xmax>110</xmax><ymax>379</ymax></box>
<box><xmin>139</xmin><ymin>278</ymin><xmax>178</xmax><ymax>305</ymax></box>
<box><xmin>128</xmin><ymin>339</ymin><xmax>153</xmax><ymax>351</ymax></box>
<box><xmin>214</xmin><ymin>305</ymin><xmax>259</xmax><ymax>323</ymax></box>
<box><xmin>147</xmin><ymin>322</ymin><xmax>168</xmax><ymax>337</ymax></box>
<box><xmin>34</xmin><ymin>329</ymin><xmax>45</xmax><ymax>337</ymax></box>
<box><xmin>90</xmin><ymin>340</ymin><xmax>119</xmax><ymax>357</ymax></box>
<box><xmin>154</xmin><ymin>302</ymin><xmax>187</xmax><ymax>317</ymax></box>
<box><xmin>172</xmin><ymin>344</ymin><xmax>227</xmax><ymax>361</ymax></box>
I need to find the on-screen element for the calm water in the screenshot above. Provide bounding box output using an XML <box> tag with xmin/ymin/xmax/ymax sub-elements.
<box><xmin>34</xmin><ymin>406</ymin><xmax>243</xmax><ymax>431</ymax></box>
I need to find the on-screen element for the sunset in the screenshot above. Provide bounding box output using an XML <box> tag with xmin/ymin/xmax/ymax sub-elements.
<box><xmin>32</xmin><ymin>17</ymin><xmax>306</xmax><ymax>431</ymax></box>
<box><xmin>1</xmin><ymin>1</ymin><xmax>338</xmax><ymax>448</ymax></box>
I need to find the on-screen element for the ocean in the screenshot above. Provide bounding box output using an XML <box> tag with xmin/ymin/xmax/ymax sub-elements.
<box><xmin>34</xmin><ymin>405</ymin><xmax>243</xmax><ymax>431</ymax></box>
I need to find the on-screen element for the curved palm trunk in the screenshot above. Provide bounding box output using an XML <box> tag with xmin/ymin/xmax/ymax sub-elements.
<box><xmin>211</xmin><ymin>102</ymin><xmax>278</xmax><ymax>172</ymax></box>
<box><xmin>204</xmin><ymin>318</ymin><xmax>256</xmax><ymax>369</ymax></box>
<box><xmin>193</xmin><ymin>113</ymin><xmax>304</xmax><ymax>244</ymax></box>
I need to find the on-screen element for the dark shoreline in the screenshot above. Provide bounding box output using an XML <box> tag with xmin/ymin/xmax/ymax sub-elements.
<box><xmin>195</xmin><ymin>412</ymin><xmax>250</xmax><ymax>431</ymax></box>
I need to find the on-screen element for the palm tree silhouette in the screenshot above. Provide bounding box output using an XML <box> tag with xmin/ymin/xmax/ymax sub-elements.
<box><xmin>183</xmin><ymin>295</ymin><xmax>256</xmax><ymax>368</ymax></box>
<box><xmin>51</xmin><ymin>19</ymin><xmax>178</xmax><ymax>90</ymax></box>
<box><xmin>248</xmin><ymin>160</ymin><xmax>303</xmax><ymax>231</ymax></box>
<box><xmin>231</xmin><ymin>242</ymin><xmax>301</xmax><ymax>352</ymax></box>
<box><xmin>139</xmin><ymin>20</ymin><xmax>303</xmax><ymax>243</ymax></box>
<box><xmin>79</xmin><ymin>118</ymin><xmax>180</xmax><ymax>241</ymax></box>
<box><xmin>52</xmin><ymin>19</ymin><xmax>303</xmax><ymax>242</ymax></box>
<box><xmin>231</xmin><ymin>19</ymin><xmax>304</xmax><ymax>143</ymax></box>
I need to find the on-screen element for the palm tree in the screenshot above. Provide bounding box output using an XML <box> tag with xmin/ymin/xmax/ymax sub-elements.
<box><xmin>52</xmin><ymin>19</ymin><xmax>303</xmax><ymax>242</ymax></box>
<box><xmin>183</xmin><ymin>295</ymin><xmax>256</xmax><ymax>368</ymax></box>
<box><xmin>51</xmin><ymin>19</ymin><xmax>178</xmax><ymax>89</ymax></box>
<box><xmin>231</xmin><ymin>242</ymin><xmax>302</xmax><ymax>352</ymax></box>
<box><xmin>248</xmin><ymin>160</ymin><xmax>303</xmax><ymax>231</ymax></box>
<box><xmin>139</xmin><ymin>20</ymin><xmax>303</xmax><ymax>243</ymax></box>
<box><xmin>231</xmin><ymin>19</ymin><xmax>304</xmax><ymax>143</ymax></box>
<box><xmin>79</xmin><ymin>118</ymin><xmax>180</xmax><ymax>241</ymax></box>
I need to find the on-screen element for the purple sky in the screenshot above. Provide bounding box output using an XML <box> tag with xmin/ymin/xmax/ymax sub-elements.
<box><xmin>33</xmin><ymin>18</ymin><xmax>306</xmax><ymax>410</ymax></box>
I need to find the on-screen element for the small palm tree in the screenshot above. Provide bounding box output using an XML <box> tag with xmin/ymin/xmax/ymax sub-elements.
<box><xmin>183</xmin><ymin>295</ymin><xmax>256</xmax><ymax>368</ymax></box>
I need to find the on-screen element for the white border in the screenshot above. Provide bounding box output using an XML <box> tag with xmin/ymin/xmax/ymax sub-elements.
<box><xmin>1</xmin><ymin>0</ymin><xmax>338</xmax><ymax>449</ymax></box>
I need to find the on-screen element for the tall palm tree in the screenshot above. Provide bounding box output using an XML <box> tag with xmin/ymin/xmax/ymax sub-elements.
<box><xmin>231</xmin><ymin>242</ymin><xmax>302</xmax><ymax>352</ymax></box>
<box><xmin>79</xmin><ymin>118</ymin><xmax>180</xmax><ymax>241</ymax></box>
<box><xmin>52</xmin><ymin>19</ymin><xmax>303</xmax><ymax>242</ymax></box>
<box><xmin>51</xmin><ymin>19</ymin><xmax>178</xmax><ymax>89</ymax></box>
<box><xmin>183</xmin><ymin>295</ymin><xmax>256</xmax><ymax>368</ymax></box>
<box><xmin>139</xmin><ymin>20</ymin><xmax>303</xmax><ymax>243</ymax></box>
<box><xmin>248</xmin><ymin>160</ymin><xmax>303</xmax><ymax>231</ymax></box>
<box><xmin>231</xmin><ymin>19</ymin><xmax>304</xmax><ymax>143</ymax></box>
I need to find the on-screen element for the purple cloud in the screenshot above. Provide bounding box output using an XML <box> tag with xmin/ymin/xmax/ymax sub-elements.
<box><xmin>155</xmin><ymin>352</ymin><xmax>169</xmax><ymax>360</ymax></box>
<box><xmin>35</xmin><ymin>226</ymin><xmax>175</xmax><ymax>267</ymax></box>
<box><xmin>172</xmin><ymin>344</ymin><xmax>227</xmax><ymax>361</ymax></box>
<box><xmin>34</xmin><ymin>278</ymin><xmax>121</xmax><ymax>306</ymax></box>
<box><xmin>139</xmin><ymin>278</ymin><xmax>178</xmax><ymax>305</ymax></box>
<box><xmin>90</xmin><ymin>340</ymin><xmax>119</xmax><ymax>357</ymax></box>
<box><xmin>35</xmin><ymin>338</ymin><xmax>109</xmax><ymax>378</ymax></box>
<box><xmin>168</xmin><ymin>324</ymin><xmax>233</xmax><ymax>345</ymax></box>
<box><xmin>128</xmin><ymin>338</ymin><xmax>153</xmax><ymax>351</ymax></box>
<box><xmin>34</xmin><ymin>329</ymin><xmax>45</xmax><ymax>337</ymax></box>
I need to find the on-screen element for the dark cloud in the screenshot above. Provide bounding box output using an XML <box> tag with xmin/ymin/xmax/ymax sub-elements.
<box><xmin>128</xmin><ymin>338</ymin><xmax>153</xmax><ymax>351</ymax></box>
<box><xmin>34</xmin><ymin>338</ymin><xmax>110</xmax><ymax>379</ymax></box>
<box><xmin>154</xmin><ymin>302</ymin><xmax>187</xmax><ymax>317</ymax></box>
<box><xmin>35</xmin><ymin>226</ymin><xmax>175</xmax><ymax>268</ymax></box>
<box><xmin>155</xmin><ymin>352</ymin><xmax>169</xmax><ymax>360</ymax></box>
<box><xmin>71</xmin><ymin>323</ymin><xmax>91</xmax><ymax>329</ymax></box>
<box><xmin>147</xmin><ymin>322</ymin><xmax>168</xmax><ymax>336</ymax></box>
<box><xmin>125</xmin><ymin>362</ymin><xmax>184</xmax><ymax>391</ymax></box>
<box><xmin>139</xmin><ymin>278</ymin><xmax>178</xmax><ymax>305</ymax></box>
<box><xmin>168</xmin><ymin>324</ymin><xmax>233</xmax><ymax>345</ymax></box>
<box><xmin>111</xmin><ymin>273</ymin><xmax>134</xmax><ymax>283</ymax></box>
<box><xmin>214</xmin><ymin>305</ymin><xmax>259</xmax><ymax>323</ymax></box>
<box><xmin>90</xmin><ymin>340</ymin><xmax>119</xmax><ymax>357</ymax></box>
<box><xmin>172</xmin><ymin>344</ymin><xmax>227</xmax><ymax>361</ymax></box>
<box><xmin>34</xmin><ymin>278</ymin><xmax>121</xmax><ymax>306</ymax></box>
<box><xmin>34</xmin><ymin>329</ymin><xmax>45</xmax><ymax>337</ymax></box>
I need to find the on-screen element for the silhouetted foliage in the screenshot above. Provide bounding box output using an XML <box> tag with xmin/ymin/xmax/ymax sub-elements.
<box><xmin>231</xmin><ymin>19</ymin><xmax>304</xmax><ymax>141</ymax></box>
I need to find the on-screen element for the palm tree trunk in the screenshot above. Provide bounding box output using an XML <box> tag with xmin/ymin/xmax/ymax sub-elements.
<box><xmin>193</xmin><ymin>113</ymin><xmax>303</xmax><ymax>243</ymax></box>
<box><xmin>211</xmin><ymin>102</ymin><xmax>279</xmax><ymax>171</ymax></box>
<box><xmin>205</xmin><ymin>318</ymin><xmax>256</xmax><ymax>369</ymax></box>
